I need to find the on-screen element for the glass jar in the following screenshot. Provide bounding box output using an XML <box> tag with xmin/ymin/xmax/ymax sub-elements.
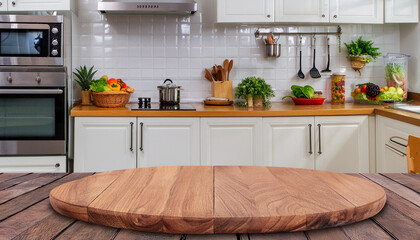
<box><xmin>331</xmin><ymin>74</ymin><xmax>345</xmax><ymax>104</ymax></box>
<box><xmin>384</xmin><ymin>53</ymin><xmax>410</xmax><ymax>101</ymax></box>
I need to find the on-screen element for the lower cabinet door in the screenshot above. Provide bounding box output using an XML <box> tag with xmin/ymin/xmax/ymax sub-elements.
<box><xmin>201</xmin><ymin>118</ymin><xmax>263</xmax><ymax>166</ymax></box>
<box><xmin>263</xmin><ymin>117</ymin><xmax>315</xmax><ymax>168</ymax></box>
<box><xmin>74</xmin><ymin>117</ymin><xmax>137</xmax><ymax>172</ymax></box>
<box><xmin>315</xmin><ymin>116</ymin><xmax>369</xmax><ymax>173</ymax></box>
<box><xmin>137</xmin><ymin>118</ymin><xmax>200</xmax><ymax>167</ymax></box>
<box><xmin>376</xmin><ymin>116</ymin><xmax>420</xmax><ymax>173</ymax></box>
<box><xmin>0</xmin><ymin>156</ymin><xmax>66</xmax><ymax>172</ymax></box>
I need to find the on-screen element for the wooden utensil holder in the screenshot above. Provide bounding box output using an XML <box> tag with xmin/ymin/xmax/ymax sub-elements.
<box><xmin>212</xmin><ymin>81</ymin><xmax>233</xmax><ymax>101</ymax></box>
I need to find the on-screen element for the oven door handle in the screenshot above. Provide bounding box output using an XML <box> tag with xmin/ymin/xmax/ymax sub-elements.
<box><xmin>0</xmin><ymin>89</ymin><xmax>63</xmax><ymax>94</ymax></box>
<box><xmin>0</xmin><ymin>23</ymin><xmax>50</xmax><ymax>30</ymax></box>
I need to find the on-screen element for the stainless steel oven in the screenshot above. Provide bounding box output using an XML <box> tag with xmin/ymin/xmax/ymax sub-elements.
<box><xmin>0</xmin><ymin>66</ymin><xmax>66</xmax><ymax>155</ymax></box>
<box><xmin>0</xmin><ymin>15</ymin><xmax>63</xmax><ymax>66</ymax></box>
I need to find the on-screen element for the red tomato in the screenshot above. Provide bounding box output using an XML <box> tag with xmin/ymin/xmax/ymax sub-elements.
<box><xmin>361</xmin><ymin>85</ymin><xmax>367</xmax><ymax>93</ymax></box>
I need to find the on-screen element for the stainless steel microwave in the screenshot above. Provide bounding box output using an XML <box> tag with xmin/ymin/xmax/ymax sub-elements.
<box><xmin>0</xmin><ymin>15</ymin><xmax>63</xmax><ymax>66</ymax></box>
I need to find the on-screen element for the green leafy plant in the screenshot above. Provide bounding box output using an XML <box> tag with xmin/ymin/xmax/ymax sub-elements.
<box><xmin>344</xmin><ymin>37</ymin><xmax>381</xmax><ymax>63</ymax></box>
<box><xmin>235</xmin><ymin>76</ymin><xmax>275</xmax><ymax>106</ymax></box>
<box><xmin>73</xmin><ymin>65</ymin><xmax>97</xmax><ymax>90</ymax></box>
<box><xmin>89</xmin><ymin>78</ymin><xmax>111</xmax><ymax>93</ymax></box>
<box><xmin>282</xmin><ymin>85</ymin><xmax>319</xmax><ymax>100</ymax></box>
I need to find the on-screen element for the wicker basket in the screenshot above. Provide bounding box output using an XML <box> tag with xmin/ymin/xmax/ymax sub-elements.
<box><xmin>349</xmin><ymin>55</ymin><xmax>368</xmax><ymax>76</ymax></box>
<box><xmin>91</xmin><ymin>91</ymin><xmax>130</xmax><ymax>108</ymax></box>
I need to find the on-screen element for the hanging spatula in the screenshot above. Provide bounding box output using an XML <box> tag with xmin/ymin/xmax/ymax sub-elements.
<box><xmin>310</xmin><ymin>36</ymin><xmax>321</xmax><ymax>79</ymax></box>
<box><xmin>321</xmin><ymin>37</ymin><xmax>332</xmax><ymax>73</ymax></box>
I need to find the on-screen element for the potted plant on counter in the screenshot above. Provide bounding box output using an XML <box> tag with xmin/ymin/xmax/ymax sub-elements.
<box><xmin>73</xmin><ymin>65</ymin><xmax>97</xmax><ymax>105</ymax></box>
<box><xmin>344</xmin><ymin>37</ymin><xmax>381</xmax><ymax>76</ymax></box>
<box><xmin>235</xmin><ymin>76</ymin><xmax>275</xmax><ymax>107</ymax></box>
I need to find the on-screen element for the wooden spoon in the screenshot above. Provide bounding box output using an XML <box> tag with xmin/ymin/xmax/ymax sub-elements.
<box><xmin>223</xmin><ymin>59</ymin><xmax>229</xmax><ymax>72</ymax></box>
<box><xmin>220</xmin><ymin>68</ymin><xmax>227</xmax><ymax>82</ymax></box>
<box><xmin>204</xmin><ymin>69</ymin><xmax>214</xmax><ymax>82</ymax></box>
<box><xmin>228</xmin><ymin>60</ymin><xmax>233</xmax><ymax>81</ymax></box>
<box><xmin>217</xmin><ymin>69</ymin><xmax>223</xmax><ymax>82</ymax></box>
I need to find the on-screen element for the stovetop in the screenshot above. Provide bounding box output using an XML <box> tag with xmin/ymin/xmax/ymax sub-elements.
<box><xmin>131</xmin><ymin>103</ymin><xmax>196</xmax><ymax>111</ymax></box>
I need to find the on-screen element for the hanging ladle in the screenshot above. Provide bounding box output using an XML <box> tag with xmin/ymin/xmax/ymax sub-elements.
<box><xmin>298</xmin><ymin>36</ymin><xmax>305</xmax><ymax>79</ymax></box>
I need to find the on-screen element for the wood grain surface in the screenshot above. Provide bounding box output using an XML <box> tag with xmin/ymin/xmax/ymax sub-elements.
<box><xmin>1</xmin><ymin>172</ymin><xmax>419</xmax><ymax>239</ymax></box>
<box><xmin>70</xmin><ymin>102</ymin><xmax>377</xmax><ymax>117</ymax></box>
<box><xmin>50</xmin><ymin>166</ymin><xmax>386</xmax><ymax>234</ymax></box>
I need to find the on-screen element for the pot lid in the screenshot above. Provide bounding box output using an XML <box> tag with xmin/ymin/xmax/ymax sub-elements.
<box><xmin>158</xmin><ymin>79</ymin><xmax>180</xmax><ymax>89</ymax></box>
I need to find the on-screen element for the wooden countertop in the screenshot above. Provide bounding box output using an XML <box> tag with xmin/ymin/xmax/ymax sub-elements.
<box><xmin>71</xmin><ymin>102</ymin><xmax>420</xmax><ymax>127</ymax></box>
<box><xmin>71</xmin><ymin>102</ymin><xmax>378</xmax><ymax>117</ymax></box>
<box><xmin>1</xmin><ymin>172</ymin><xmax>419</xmax><ymax>239</ymax></box>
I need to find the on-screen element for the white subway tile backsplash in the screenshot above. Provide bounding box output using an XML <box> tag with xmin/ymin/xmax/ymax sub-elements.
<box><xmin>73</xmin><ymin>0</ymin><xmax>400</xmax><ymax>103</ymax></box>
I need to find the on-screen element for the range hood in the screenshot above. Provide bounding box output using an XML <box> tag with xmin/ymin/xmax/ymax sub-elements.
<box><xmin>98</xmin><ymin>0</ymin><xmax>197</xmax><ymax>15</ymax></box>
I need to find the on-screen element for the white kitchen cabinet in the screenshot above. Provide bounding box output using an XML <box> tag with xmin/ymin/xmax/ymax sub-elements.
<box><xmin>74</xmin><ymin>117</ymin><xmax>137</xmax><ymax>172</ymax></box>
<box><xmin>137</xmin><ymin>118</ymin><xmax>200</xmax><ymax>168</ymax></box>
<box><xmin>385</xmin><ymin>0</ymin><xmax>419</xmax><ymax>23</ymax></box>
<box><xmin>330</xmin><ymin>0</ymin><xmax>383</xmax><ymax>24</ymax></box>
<box><xmin>2</xmin><ymin>0</ymin><xmax>72</xmax><ymax>11</ymax></box>
<box><xmin>263</xmin><ymin>117</ymin><xmax>314</xmax><ymax>168</ymax></box>
<box><xmin>315</xmin><ymin>116</ymin><xmax>369</xmax><ymax>173</ymax></box>
<box><xmin>201</xmin><ymin>118</ymin><xmax>263</xmax><ymax>166</ymax></box>
<box><xmin>376</xmin><ymin>116</ymin><xmax>420</xmax><ymax>173</ymax></box>
<box><xmin>275</xmin><ymin>0</ymin><xmax>329</xmax><ymax>23</ymax></box>
<box><xmin>0</xmin><ymin>1</ymin><xmax>7</xmax><ymax>11</ymax></box>
<box><xmin>0</xmin><ymin>156</ymin><xmax>66</xmax><ymax>172</ymax></box>
<box><xmin>217</xmin><ymin>0</ymin><xmax>274</xmax><ymax>23</ymax></box>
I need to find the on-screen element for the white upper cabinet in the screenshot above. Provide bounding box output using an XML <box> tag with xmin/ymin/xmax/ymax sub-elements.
<box><xmin>263</xmin><ymin>117</ymin><xmax>315</xmax><ymax>169</ymax></box>
<box><xmin>330</xmin><ymin>0</ymin><xmax>384</xmax><ymax>23</ymax></box>
<box><xmin>275</xmin><ymin>0</ymin><xmax>329</xmax><ymax>23</ymax></box>
<box><xmin>137</xmin><ymin>118</ymin><xmax>200</xmax><ymax>168</ymax></box>
<box><xmin>314</xmin><ymin>116</ymin><xmax>369</xmax><ymax>173</ymax></box>
<box><xmin>4</xmin><ymin>0</ymin><xmax>72</xmax><ymax>11</ymax></box>
<box><xmin>385</xmin><ymin>0</ymin><xmax>419</xmax><ymax>23</ymax></box>
<box><xmin>0</xmin><ymin>1</ymin><xmax>7</xmax><ymax>11</ymax></box>
<box><xmin>217</xmin><ymin>0</ymin><xmax>274</xmax><ymax>23</ymax></box>
<box><xmin>201</xmin><ymin>118</ymin><xmax>263</xmax><ymax>166</ymax></box>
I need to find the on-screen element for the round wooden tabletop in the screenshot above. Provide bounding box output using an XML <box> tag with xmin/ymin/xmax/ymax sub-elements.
<box><xmin>49</xmin><ymin>166</ymin><xmax>386</xmax><ymax>234</ymax></box>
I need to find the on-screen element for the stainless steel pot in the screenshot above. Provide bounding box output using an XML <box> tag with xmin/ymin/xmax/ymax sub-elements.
<box><xmin>157</xmin><ymin>79</ymin><xmax>181</xmax><ymax>105</ymax></box>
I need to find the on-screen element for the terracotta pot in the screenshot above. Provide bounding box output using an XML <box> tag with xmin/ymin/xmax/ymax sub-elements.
<box><xmin>81</xmin><ymin>90</ymin><xmax>92</xmax><ymax>106</ymax></box>
<box><xmin>349</xmin><ymin>55</ymin><xmax>368</xmax><ymax>76</ymax></box>
<box><xmin>253</xmin><ymin>96</ymin><xmax>263</xmax><ymax>108</ymax></box>
<box><xmin>247</xmin><ymin>95</ymin><xmax>253</xmax><ymax>108</ymax></box>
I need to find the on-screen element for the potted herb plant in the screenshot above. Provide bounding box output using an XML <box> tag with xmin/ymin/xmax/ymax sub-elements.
<box><xmin>344</xmin><ymin>37</ymin><xmax>381</xmax><ymax>76</ymax></box>
<box><xmin>73</xmin><ymin>65</ymin><xmax>97</xmax><ymax>105</ymax></box>
<box><xmin>235</xmin><ymin>76</ymin><xmax>275</xmax><ymax>108</ymax></box>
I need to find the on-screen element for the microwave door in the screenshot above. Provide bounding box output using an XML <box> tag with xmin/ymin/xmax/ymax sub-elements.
<box><xmin>0</xmin><ymin>24</ymin><xmax>50</xmax><ymax>58</ymax></box>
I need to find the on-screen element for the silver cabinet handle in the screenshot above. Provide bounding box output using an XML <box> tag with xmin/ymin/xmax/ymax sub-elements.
<box><xmin>130</xmin><ymin>122</ymin><xmax>134</xmax><ymax>151</ymax></box>
<box><xmin>390</xmin><ymin>136</ymin><xmax>408</xmax><ymax>148</ymax></box>
<box><xmin>322</xmin><ymin>14</ymin><xmax>325</xmax><ymax>18</ymax></box>
<box><xmin>333</xmin><ymin>15</ymin><xmax>337</xmax><ymax>18</ymax></box>
<box><xmin>318</xmin><ymin>124</ymin><xmax>322</xmax><ymax>154</ymax></box>
<box><xmin>140</xmin><ymin>122</ymin><xmax>144</xmax><ymax>151</ymax></box>
<box><xmin>385</xmin><ymin>144</ymin><xmax>406</xmax><ymax>157</ymax></box>
<box><xmin>309</xmin><ymin>124</ymin><xmax>313</xmax><ymax>154</ymax></box>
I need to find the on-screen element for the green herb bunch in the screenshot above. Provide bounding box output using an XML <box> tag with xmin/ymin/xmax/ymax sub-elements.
<box><xmin>344</xmin><ymin>37</ymin><xmax>381</xmax><ymax>63</ymax></box>
<box><xmin>236</xmin><ymin>76</ymin><xmax>275</xmax><ymax>105</ymax></box>
<box><xmin>73</xmin><ymin>65</ymin><xmax>98</xmax><ymax>90</ymax></box>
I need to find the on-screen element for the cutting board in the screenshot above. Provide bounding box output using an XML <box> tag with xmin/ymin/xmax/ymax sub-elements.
<box><xmin>50</xmin><ymin>166</ymin><xmax>386</xmax><ymax>234</ymax></box>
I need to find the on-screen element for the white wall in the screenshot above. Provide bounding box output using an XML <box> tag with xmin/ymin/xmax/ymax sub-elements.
<box><xmin>72</xmin><ymin>0</ymin><xmax>400</xmax><ymax>103</ymax></box>
<box><xmin>401</xmin><ymin>23</ymin><xmax>420</xmax><ymax>93</ymax></box>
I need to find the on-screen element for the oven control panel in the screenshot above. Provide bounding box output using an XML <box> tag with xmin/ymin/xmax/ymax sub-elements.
<box><xmin>49</xmin><ymin>24</ymin><xmax>62</xmax><ymax>58</ymax></box>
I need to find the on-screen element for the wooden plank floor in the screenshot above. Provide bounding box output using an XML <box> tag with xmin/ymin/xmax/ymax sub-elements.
<box><xmin>0</xmin><ymin>172</ymin><xmax>419</xmax><ymax>239</ymax></box>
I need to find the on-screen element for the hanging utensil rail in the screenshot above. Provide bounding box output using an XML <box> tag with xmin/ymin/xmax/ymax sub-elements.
<box><xmin>254</xmin><ymin>26</ymin><xmax>342</xmax><ymax>38</ymax></box>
